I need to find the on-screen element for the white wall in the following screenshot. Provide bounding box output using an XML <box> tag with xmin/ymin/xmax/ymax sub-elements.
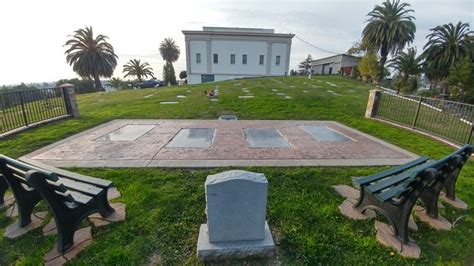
<box><xmin>270</xmin><ymin>43</ymin><xmax>288</xmax><ymax>75</ymax></box>
<box><xmin>189</xmin><ymin>40</ymin><xmax>207</xmax><ymax>74</ymax></box>
<box><xmin>210</xmin><ymin>40</ymin><xmax>267</xmax><ymax>75</ymax></box>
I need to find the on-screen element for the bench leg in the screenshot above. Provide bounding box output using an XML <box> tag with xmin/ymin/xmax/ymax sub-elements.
<box><xmin>96</xmin><ymin>191</ymin><xmax>115</xmax><ymax>217</ymax></box>
<box><xmin>55</xmin><ymin>217</ymin><xmax>78</xmax><ymax>252</ymax></box>
<box><xmin>0</xmin><ymin>177</ymin><xmax>8</xmax><ymax>206</ymax></box>
<box><xmin>354</xmin><ymin>188</ymin><xmax>414</xmax><ymax>244</ymax></box>
<box><xmin>419</xmin><ymin>181</ymin><xmax>444</xmax><ymax>219</ymax></box>
<box><xmin>443</xmin><ymin>168</ymin><xmax>460</xmax><ymax>201</ymax></box>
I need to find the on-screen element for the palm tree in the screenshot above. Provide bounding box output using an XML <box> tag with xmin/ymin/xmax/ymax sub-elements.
<box><xmin>122</xmin><ymin>59</ymin><xmax>154</xmax><ymax>82</ymax></box>
<box><xmin>389</xmin><ymin>48</ymin><xmax>422</xmax><ymax>81</ymax></box>
<box><xmin>64</xmin><ymin>27</ymin><xmax>118</xmax><ymax>91</ymax></box>
<box><xmin>108</xmin><ymin>77</ymin><xmax>125</xmax><ymax>90</ymax></box>
<box><xmin>362</xmin><ymin>0</ymin><xmax>416</xmax><ymax>80</ymax></box>
<box><xmin>159</xmin><ymin>38</ymin><xmax>180</xmax><ymax>63</ymax></box>
<box><xmin>422</xmin><ymin>22</ymin><xmax>473</xmax><ymax>82</ymax></box>
<box><xmin>159</xmin><ymin>38</ymin><xmax>180</xmax><ymax>85</ymax></box>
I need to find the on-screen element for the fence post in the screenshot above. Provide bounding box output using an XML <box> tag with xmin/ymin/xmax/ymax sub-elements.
<box><xmin>18</xmin><ymin>91</ymin><xmax>29</xmax><ymax>127</ymax></box>
<box><xmin>59</xmin><ymin>83</ymin><xmax>80</xmax><ymax>118</ymax></box>
<box><xmin>412</xmin><ymin>97</ymin><xmax>422</xmax><ymax>129</ymax></box>
<box><xmin>365</xmin><ymin>89</ymin><xmax>382</xmax><ymax>118</ymax></box>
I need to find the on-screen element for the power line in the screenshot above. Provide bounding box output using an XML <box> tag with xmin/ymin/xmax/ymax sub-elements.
<box><xmin>294</xmin><ymin>34</ymin><xmax>343</xmax><ymax>55</ymax></box>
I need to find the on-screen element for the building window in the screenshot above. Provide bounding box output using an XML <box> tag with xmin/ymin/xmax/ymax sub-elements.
<box><xmin>242</xmin><ymin>54</ymin><xmax>247</xmax><ymax>64</ymax></box>
<box><xmin>276</xmin><ymin>55</ymin><xmax>281</xmax><ymax>65</ymax></box>
<box><xmin>196</xmin><ymin>53</ymin><xmax>201</xmax><ymax>64</ymax></box>
<box><xmin>213</xmin><ymin>54</ymin><xmax>218</xmax><ymax>64</ymax></box>
<box><xmin>230</xmin><ymin>54</ymin><xmax>235</xmax><ymax>64</ymax></box>
<box><xmin>259</xmin><ymin>55</ymin><xmax>264</xmax><ymax>65</ymax></box>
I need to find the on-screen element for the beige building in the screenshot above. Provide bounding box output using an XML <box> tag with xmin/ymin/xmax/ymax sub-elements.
<box><xmin>310</xmin><ymin>54</ymin><xmax>360</xmax><ymax>75</ymax></box>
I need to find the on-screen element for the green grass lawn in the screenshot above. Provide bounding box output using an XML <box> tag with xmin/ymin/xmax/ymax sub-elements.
<box><xmin>0</xmin><ymin>76</ymin><xmax>473</xmax><ymax>264</ymax></box>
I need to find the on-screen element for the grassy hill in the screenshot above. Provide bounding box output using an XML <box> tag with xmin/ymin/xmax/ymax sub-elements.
<box><xmin>0</xmin><ymin>76</ymin><xmax>472</xmax><ymax>264</ymax></box>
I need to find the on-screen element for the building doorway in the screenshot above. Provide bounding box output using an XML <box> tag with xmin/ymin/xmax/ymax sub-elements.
<box><xmin>201</xmin><ymin>74</ymin><xmax>215</xmax><ymax>83</ymax></box>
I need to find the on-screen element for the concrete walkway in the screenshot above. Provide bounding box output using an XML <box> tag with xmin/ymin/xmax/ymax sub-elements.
<box><xmin>22</xmin><ymin>119</ymin><xmax>418</xmax><ymax>168</ymax></box>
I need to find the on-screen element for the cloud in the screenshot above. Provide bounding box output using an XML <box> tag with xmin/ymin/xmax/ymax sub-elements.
<box><xmin>0</xmin><ymin>0</ymin><xmax>472</xmax><ymax>84</ymax></box>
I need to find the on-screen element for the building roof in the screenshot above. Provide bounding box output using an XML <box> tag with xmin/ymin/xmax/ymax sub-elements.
<box><xmin>182</xmin><ymin>26</ymin><xmax>294</xmax><ymax>38</ymax></box>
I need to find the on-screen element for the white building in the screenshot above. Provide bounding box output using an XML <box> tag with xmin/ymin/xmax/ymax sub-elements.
<box><xmin>310</xmin><ymin>54</ymin><xmax>360</xmax><ymax>76</ymax></box>
<box><xmin>182</xmin><ymin>27</ymin><xmax>294</xmax><ymax>84</ymax></box>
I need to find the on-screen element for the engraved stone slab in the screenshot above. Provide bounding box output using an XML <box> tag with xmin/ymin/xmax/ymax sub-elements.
<box><xmin>245</xmin><ymin>128</ymin><xmax>290</xmax><ymax>148</ymax></box>
<box><xmin>205</xmin><ymin>170</ymin><xmax>268</xmax><ymax>242</ymax></box>
<box><xmin>160</xmin><ymin>101</ymin><xmax>178</xmax><ymax>104</ymax></box>
<box><xmin>197</xmin><ymin>170</ymin><xmax>274</xmax><ymax>260</ymax></box>
<box><xmin>97</xmin><ymin>125</ymin><xmax>155</xmax><ymax>141</ymax></box>
<box><xmin>301</xmin><ymin>125</ymin><xmax>352</xmax><ymax>142</ymax></box>
<box><xmin>167</xmin><ymin>128</ymin><xmax>214</xmax><ymax>148</ymax></box>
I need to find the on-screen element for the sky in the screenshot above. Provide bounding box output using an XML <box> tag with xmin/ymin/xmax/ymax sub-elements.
<box><xmin>0</xmin><ymin>0</ymin><xmax>472</xmax><ymax>85</ymax></box>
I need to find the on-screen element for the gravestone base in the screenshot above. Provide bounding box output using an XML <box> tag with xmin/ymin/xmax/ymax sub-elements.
<box><xmin>197</xmin><ymin>222</ymin><xmax>275</xmax><ymax>261</ymax></box>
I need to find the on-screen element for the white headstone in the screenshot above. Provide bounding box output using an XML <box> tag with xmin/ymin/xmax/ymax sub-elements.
<box><xmin>197</xmin><ymin>170</ymin><xmax>275</xmax><ymax>260</ymax></box>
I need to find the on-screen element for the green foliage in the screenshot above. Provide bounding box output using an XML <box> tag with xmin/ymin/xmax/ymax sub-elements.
<box><xmin>298</xmin><ymin>54</ymin><xmax>313</xmax><ymax>75</ymax></box>
<box><xmin>358</xmin><ymin>51</ymin><xmax>379</xmax><ymax>84</ymax></box>
<box><xmin>179</xmin><ymin>70</ymin><xmax>187</xmax><ymax>80</ymax></box>
<box><xmin>159</xmin><ymin>38</ymin><xmax>180</xmax><ymax>63</ymax></box>
<box><xmin>394</xmin><ymin>75</ymin><xmax>418</xmax><ymax>94</ymax></box>
<box><xmin>162</xmin><ymin>62</ymin><xmax>177</xmax><ymax>85</ymax></box>
<box><xmin>362</xmin><ymin>0</ymin><xmax>416</xmax><ymax>79</ymax></box>
<box><xmin>122</xmin><ymin>59</ymin><xmax>154</xmax><ymax>82</ymax></box>
<box><xmin>422</xmin><ymin>21</ymin><xmax>473</xmax><ymax>82</ymax></box>
<box><xmin>108</xmin><ymin>78</ymin><xmax>127</xmax><ymax>90</ymax></box>
<box><xmin>447</xmin><ymin>57</ymin><xmax>474</xmax><ymax>103</ymax></box>
<box><xmin>64</xmin><ymin>27</ymin><xmax>118</xmax><ymax>90</ymax></box>
<box><xmin>0</xmin><ymin>83</ymin><xmax>38</xmax><ymax>94</ymax></box>
<box><xmin>56</xmin><ymin>78</ymin><xmax>95</xmax><ymax>94</ymax></box>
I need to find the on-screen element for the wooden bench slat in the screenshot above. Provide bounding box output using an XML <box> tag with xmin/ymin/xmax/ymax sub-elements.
<box><xmin>19</xmin><ymin>158</ymin><xmax>112</xmax><ymax>188</ymax></box>
<box><xmin>59</xmin><ymin>178</ymin><xmax>103</xmax><ymax>196</ymax></box>
<box><xmin>375</xmin><ymin>183</ymin><xmax>410</xmax><ymax>202</ymax></box>
<box><xmin>354</xmin><ymin>156</ymin><xmax>429</xmax><ymax>186</ymax></box>
<box><xmin>366</xmin><ymin>172</ymin><xmax>413</xmax><ymax>193</ymax></box>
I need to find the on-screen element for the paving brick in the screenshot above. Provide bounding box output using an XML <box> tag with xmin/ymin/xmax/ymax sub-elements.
<box><xmin>413</xmin><ymin>205</ymin><xmax>452</xmax><ymax>231</ymax></box>
<box><xmin>89</xmin><ymin>203</ymin><xmax>126</xmax><ymax>227</ymax></box>
<box><xmin>333</xmin><ymin>185</ymin><xmax>359</xmax><ymax>200</ymax></box>
<box><xmin>339</xmin><ymin>198</ymin><xmax>376</xmax><ymax>220</ymax></box>
<box><xmin>4</xmin><ymin>212</ymin><xmax>47</xmax><ymax>239</ymax></box>
<box><xmin>439</xmin><ymin>193</ymin><xmax>468</xmax><ymax>210</ymax></box>
<box><xmin>44</xmin><ymin>226</ymin><xmax>92</xmax><ymax>265</ymax></box>
<box><xmin>107</xmin><ymin>187</ymin><xmax>121</xmax><ymax>200</ymax></box>
<box><xmin>375</xmin><ymin>221</ymin><xmax>421</xmax><ymax>259</ymax></box>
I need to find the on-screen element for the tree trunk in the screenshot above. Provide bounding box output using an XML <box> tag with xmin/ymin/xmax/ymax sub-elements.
<box><xmin>378</xmin><ymin>46</ymin><xmax>388</xmax><ymax>82</ymax></box>
<box><xmin>93</xmin><ymin>74</ymin><xmax>104</xmax><ymax>91</ymax></box>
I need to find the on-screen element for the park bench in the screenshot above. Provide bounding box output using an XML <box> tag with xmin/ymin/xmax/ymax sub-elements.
<box><xmin>0</xmin><ymin>155</ymin><xmax>116</xmax><ymax>252</ymax></box>
<box><xmin>352</xmin><ymin>145</ymin><xmax>472</xmax><ymax>244</ymax></box>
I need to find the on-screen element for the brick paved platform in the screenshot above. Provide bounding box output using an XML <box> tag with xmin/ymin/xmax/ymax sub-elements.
<box><xmin>22</xmin><ymin>119</ymin><xmax>418</xmax><ymax>168</ymax></box>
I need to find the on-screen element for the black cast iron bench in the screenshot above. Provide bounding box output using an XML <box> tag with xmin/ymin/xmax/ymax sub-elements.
<box><xmin>0</xmin><ymin>155</ymin><xmax>115</xmax><ymax>252</ymax></box>
<box><xmin>352</xmin><ymin>145</ymin><xmax>472</xmax><ymax>244</ymax></box>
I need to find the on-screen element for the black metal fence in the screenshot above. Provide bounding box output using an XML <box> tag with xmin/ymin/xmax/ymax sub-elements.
<box><xmin>375</xmin><ymin>92</ymin><xmax>473</xmax><ymax>145</ymax></box>
<box><xmin>1</xmin><ymin>87</ymin><xmax>70</xmax><ymax>135</ymax></box>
